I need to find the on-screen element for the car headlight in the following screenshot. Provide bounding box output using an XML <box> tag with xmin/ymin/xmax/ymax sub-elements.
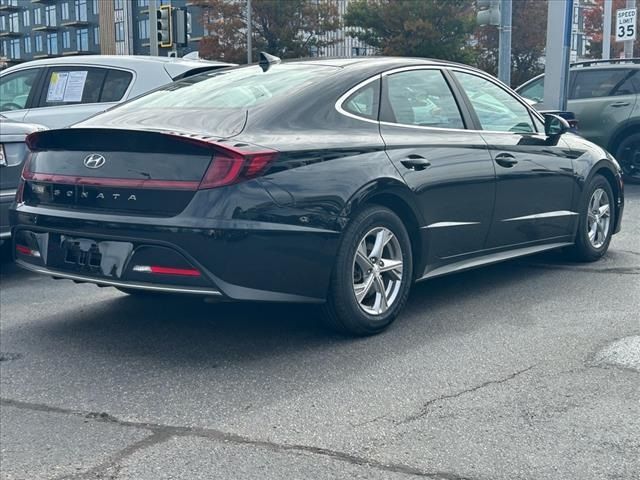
<box><xmin>0</xmin><ymin>143</ymin><xmax>6</xmax><ymax>167</ymax></box>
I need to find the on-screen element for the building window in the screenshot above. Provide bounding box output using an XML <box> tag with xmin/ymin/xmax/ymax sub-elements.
<box><xmin>45</xmin><ymin>5</ymin><xmax>57</xmax><ymax>27</ymax></box>
<box><xmin>22</xmin><ymin>10</ymin><xmax>30</xmax><ymax>27</ymax></box>
<box><xmin>47</xmin><ymin>33</ymin><xmax>58</xmax><ymax>55</ymax></box>
<box><xmin>76</xmin><ymin>27</ymin><xmax>88</xmax><ymax>51</ymax></box>
<box><xmin>115</xmin><ymin>21</ymin><xmax>125</xmax><ymax>42</ymax></box>
<box><xmin>0</xmin><ymin>16</ymin><xmax>5</xmax><ymax>32</ymax></box>
<box><xmin>61</xmin><ymin>2</ymin><xmax>70</xmax><ymax>21</ymax></box>
<box><xmin>114</xmin><ymin>0</ymin><xmax>125</xmax><ymax>10</ymax></box>
<box><xmin>62</xmin><ymin>30</ymin><xmax>70</xmax><ymax>49</ymax></box>
<box><xmin>8</xmin><ymin>12</ymin><xmax>18</xmax><ymax>32</ymax></box>
<box><xmin>10</xmin><ymin>38</ymin><xmax>20</xmax><ymax>59</ymax></box>
<box><xmin>75</xmin><ymin>0</ymin><xmax>87</xmax><ymax>22</ymax></box>
<box><xmin>138</xmin><ymin>0</ymin><xmax>149</xmax><ymax>6</ymax></box>
<box><xmin>24</xmin><ymin>36</ymin><xmax>32</xmax><ymax>54</ymax></box>
<box><xmin>35</xmin><ymin>35</ymin><xmax>43</xmax><ymax>52</ymax></box>
<box><xmin>138</xmin><ymin>18</ymin><xmax>149</xmax><ymax>39</ymax></box>
<box><xmin>1</xmin><ymin>41</ymin><xmax>6</xmax><ymax>58</ymax></box>
<box><xmin>34</xmin><ymin>8</ymin><xmax>42</xmax><ymax>26</ymax></box>
<box><xmin>94</xmin><ymin>26</ymin><xmax>100</xmax><ymax>45</ymax></box>
<box><xmin>92</xmin><ymin>0</ymin><xmax>99</xmax><ymax>15</ymax></box>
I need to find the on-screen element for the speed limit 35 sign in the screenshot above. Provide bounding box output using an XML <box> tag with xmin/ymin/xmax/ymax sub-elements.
<box><xmin>616</xmin><ymin>8</ymin><xmax>637</xmax><ymax>42</ymax></box>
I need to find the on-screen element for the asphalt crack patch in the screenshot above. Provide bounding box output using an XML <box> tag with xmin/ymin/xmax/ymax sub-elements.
<box><xmin>523</xmin><ymin>263</ymin><xmax>640</xmax><ymax>275</ymax></box>
<box><xmin>398</xmin><ymin>365</ymin><xmax>535</xmax><ymax>425</ymax></box>
<box><xmin>1</xmin><ymin>397</ymin><xmax>477</xmax><ymax>480</ymax></box>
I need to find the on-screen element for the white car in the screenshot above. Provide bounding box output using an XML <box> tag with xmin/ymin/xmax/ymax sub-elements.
<box><xmin>0</xmin><ymin>55</ymin><xmax>234</xmax><ymax>129</ymax></box>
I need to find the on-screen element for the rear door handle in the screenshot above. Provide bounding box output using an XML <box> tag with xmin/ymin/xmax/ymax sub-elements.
<box><xmin>610</xmin><ymin>101</ymin><xmax>630</xmax><ymax>108</ymax></box>
<box><xmin>401</xmin><ymin>155</ymin><xmax>431</xmax><ymax>171</ymax></box>
<box><xmin>494</xmin><ymin>152</ymin><xmax>518</xmax><ymax>168</ymax></box>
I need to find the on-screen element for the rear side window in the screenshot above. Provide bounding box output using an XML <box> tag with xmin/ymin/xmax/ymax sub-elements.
<box><xmin>570</xmin><ymin>69</ymin><xmax>639</xmax><ymax>99</ymax></box>
<box><xmin>518</xmin><ymin>76</ymin><xmax>544</xmax><ymax>103</ymax></box>
<box><xmin>342</xmin><ymin>80</ymin><xmax>380</xmax><ymax>120</ymax></box>
<box><xmin>39</xmin><ymin>67</ymin><xmax>132</xmax><ymax>106</ymax></box>
<box><xmin>382</xmin><ymin>69</ymin><xmax>465</xmax><ymax>129</ymax></box>
<box><xmin>101</xmin><ymin>69</ymin><xmax>133</xmax><ymax>102</ymax></box>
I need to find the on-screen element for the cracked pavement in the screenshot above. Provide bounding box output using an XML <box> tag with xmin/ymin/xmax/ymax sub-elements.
<box><xmin>1</xmin><ymin>185</ymin><xmax>639</xmax><ymax>480</ymax></box>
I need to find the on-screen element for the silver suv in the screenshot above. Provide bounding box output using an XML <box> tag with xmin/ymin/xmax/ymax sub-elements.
<box><xmin>516</xmin><ymin>59</ymin><xmax>640</xmax><ymax>182</ymax></box>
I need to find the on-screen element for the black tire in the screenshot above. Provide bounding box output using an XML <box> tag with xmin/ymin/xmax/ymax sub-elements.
<box><xmin>567</xmin><ymin>174</ymin><xmax>615</xmax><ymax>262</ymax></box>
<box><xmin>615</xmin><ymin>132</ymin><xmax>640</xmax><ymax>184</ymax></box>
<box><xmin>323</xmin><ymin>206</ymin><xmax>413</xmax><ymax>336</ymax></box>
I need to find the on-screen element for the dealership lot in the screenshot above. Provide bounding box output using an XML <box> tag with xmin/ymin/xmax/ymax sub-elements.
<box><xmin>1</xmin><ymin>185</ymin><xmax>638</xmax><ymax>479</ymax></box>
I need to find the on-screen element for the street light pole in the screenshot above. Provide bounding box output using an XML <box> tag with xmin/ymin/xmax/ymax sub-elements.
<box><xmin>247</xmin><ymin>0</ymin><xmax>252</xmax><ymax>64</ymax></box>
<box><xmin>625</xmin><ymin>0</ymin><xmax>636</xmax><ymax>58</ymax></box>
<box><xmin>543</xmin><ymin>0</ymin><xmax>574</xmax><ymax>111</ymax></box>
<box><xmin>498</xmin><ymin>0</ymin><xmax>512</xmax><ymax>86</ymax></box>
<box><xmin>149</xmin><ymin>0</ymin><xmax>158</xmax><ymax>57</ymax></box>
<box><xmin>603</xmin><ymin>0</ymin><xmax>612</xmax><ymax>60</ymax></box>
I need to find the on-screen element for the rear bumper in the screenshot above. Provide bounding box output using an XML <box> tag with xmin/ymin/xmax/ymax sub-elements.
<box><xmin>10</xmin><ymin>205</ymin><xmax>340</xmax><ymax>303</ymax></box>
<box><xmin>0</xmin><ymin>191</ymin><xmax>15</xmax><ymax>240</ymax></box>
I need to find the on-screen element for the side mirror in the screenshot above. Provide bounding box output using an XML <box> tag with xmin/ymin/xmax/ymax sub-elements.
<box><xmin>544</xmin><ymin>114</ymin><xmax>570</xmax><ymax>136</ymax></box>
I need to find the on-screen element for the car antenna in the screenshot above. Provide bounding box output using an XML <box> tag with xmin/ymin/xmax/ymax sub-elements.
<box><xmin>259</xmin><ymin>52</ymin><xmax>281</xmax><ymax>72</ymax></box>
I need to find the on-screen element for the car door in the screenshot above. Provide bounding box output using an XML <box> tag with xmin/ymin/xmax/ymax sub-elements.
<box><xmin>452</xmin><ymin>69</ymin><xmax>576</xmax><ymax>249</ymax></box>
<box><xmin>23</xmin><ymin>66</ymin><xmax>133</xmax><ymax>128</ymax></box>
<box><xmin>567</xmin><ymin>68</ymin><xmax>638</xmax><ymax>149</ymax></box>
<box><xmin>378</xmin><ymin>67</ymin><xmax>496</xmax><ymax>266</ymax></box>
<box><xmin>0</xmin><ymin>67</ymin><xmax>46</xmax><ymax>122</ymax></box>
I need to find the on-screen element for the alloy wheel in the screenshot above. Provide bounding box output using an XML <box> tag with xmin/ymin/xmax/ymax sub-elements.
<box><xmin>619</xmin><ymin>140</ymin><xmax>640</xmax><ymax>181</ymax></box>
<box><xmin>352</xmin><ymin>227</ymin><xmax>404</xmax><ymax>316</ymax></box>
<box><xmin>587</xmin><ymin>188</ymin><xmax>611</xmax><ymax>249</ymax></box>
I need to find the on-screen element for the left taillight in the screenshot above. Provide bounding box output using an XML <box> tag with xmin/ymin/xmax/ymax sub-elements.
<box><xmin>199</xmin><ymin>145</ymin><xmax>278</xmax><ymax>190</ymax></box>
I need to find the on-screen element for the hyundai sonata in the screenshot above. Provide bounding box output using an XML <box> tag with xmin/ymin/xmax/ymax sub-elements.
<box><xmin>11</xmin><ymin>56</ymin><xmax>624</xmax><ymax>335</ymax></box>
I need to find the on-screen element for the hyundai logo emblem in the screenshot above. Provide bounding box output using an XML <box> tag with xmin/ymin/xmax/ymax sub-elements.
<box><xmin>83</xmin><ymin>154</ymin><xmax>106</xmax><ymax>169</ymax></box>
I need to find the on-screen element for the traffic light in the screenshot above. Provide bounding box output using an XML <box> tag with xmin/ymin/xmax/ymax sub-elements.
<box><xmin>477</xmin><ymin>0</ymin><xmax>500</xmax><ymax>26</ymax></box>
<box><xmin>174</xmin><ymin>8</ymin><xmax>191</xmax><ymax>47</ymax></box>
<box><xmin>157</xmin><ymin>5</ymin><xmax>172</xmax><ymax>48</ymax></box>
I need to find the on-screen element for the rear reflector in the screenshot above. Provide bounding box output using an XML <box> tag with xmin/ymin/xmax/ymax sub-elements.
<box><xmin>133</xmin><ymin>265</ymin><xmax>201</xmax><ymax>277</ymax></box>
<box><xmin>16</xmin><ymin>244</ymin><xmax>41</xmax><ymax>258</ymax></box>
<box><xmin>24</xmin><ymin>173</ymin><xmax>200</xmax><ymax>191</ymax></box>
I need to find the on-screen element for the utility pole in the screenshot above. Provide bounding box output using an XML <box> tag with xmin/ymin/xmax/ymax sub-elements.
<box><xmin>149</xmin><ymin>0</ymin><xmax>158</xmax><ymax>57</ymax></box>
<box><xmin>625</xmin><ymin>0</ymin><xmax>636</xmax><ymax>58</ymax></box>
<box><xmin>603</xmin><ymin>0</ymin><xmax>612</xmax><ymax>59</ymax></box>
<box><xmin>543</xmin><ymin>0</ymin><xmax>574</xmax><ymax>111</ymax></box>
<box><xmin>498</xmin><ymin>0</ymin><xmax>512</xmax><ymax>86</ymax></box>
<box><xmin>247</xmin><ymin>0</ymin><xmax>252</xmax><ymax>64</ymax></box>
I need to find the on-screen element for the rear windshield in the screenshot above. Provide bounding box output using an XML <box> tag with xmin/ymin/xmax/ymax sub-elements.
<box><xmin>117</xmin><ymin>64</ymin><xmax>338</xmax><ymax>111</ymax></box>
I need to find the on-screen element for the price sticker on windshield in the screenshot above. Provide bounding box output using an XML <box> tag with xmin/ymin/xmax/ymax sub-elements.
<box><xmin>616</xmin><ymin>8</ymin><xmax>637</xmax><ymax>42</ymax></box>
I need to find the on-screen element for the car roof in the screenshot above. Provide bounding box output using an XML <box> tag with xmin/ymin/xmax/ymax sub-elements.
<box><xmin>1</xmin><ymin>55</ymin><xmax>235</xmax><ymax>75</ymax></box>
<box><xmin>288</xmin><ymin>56</ymin><xmax>465</xmax><ymax>69</ymax></box>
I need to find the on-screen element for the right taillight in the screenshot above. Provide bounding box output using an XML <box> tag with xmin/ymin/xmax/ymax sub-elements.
<box><xmin>199</xmin><ymin>145</ymin><xmax>278</xmax><ymax>189</ymax></box>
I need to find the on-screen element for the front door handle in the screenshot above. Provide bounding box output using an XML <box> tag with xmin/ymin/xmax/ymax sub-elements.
<box><xmin>610</xmin><ymin>101</ymin><xmax>630</xmax><ymax>108</ymax></box>
<box><xmin>494</xmin><ymin>152</ymin><xmax>518</xmax><ymax>168</ymax></box>
<box><xmin>401</xmin><ymin>155</ymin><xmax>431</xmax><ymax>171</ymax></box>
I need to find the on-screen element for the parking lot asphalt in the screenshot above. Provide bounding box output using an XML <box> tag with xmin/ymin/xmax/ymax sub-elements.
<box><xmin>1</xmin><ymin>185</ymin><xmax>639</xmax><ymax>480</ymax></box>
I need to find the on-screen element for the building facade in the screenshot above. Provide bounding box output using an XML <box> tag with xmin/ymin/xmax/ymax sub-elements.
<box><xmin>1</xmin><ymin>0</ymin><xmax>369</xmax><ymax>69</ymax></box>
<box><xmin>0</xmin><ymin>0</ymin><xmax>101</xmax><ymax>67</ymax></box>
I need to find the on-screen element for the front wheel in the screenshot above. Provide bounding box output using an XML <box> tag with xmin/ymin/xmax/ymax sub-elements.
<box><xmin>615</xmin><ymin>132</ymin><xmax>640</xmax><ymax>184</ymax></box>
<box><xmin>323</xmin><ymin>206</ymin><xmax>413</xmax><ymax>336</ymax></box>
<box><xmin>566</xmin><ymin>174</ymin><xmax>614</xmax><ymax>262</ymax></box>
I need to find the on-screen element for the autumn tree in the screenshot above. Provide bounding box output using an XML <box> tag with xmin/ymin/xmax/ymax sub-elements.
<box><xmin>475</xmin><ymin>0</ymin><xmax>548</xmax><ymax>87</ymax></box>
<box><xmin>584</xmin><ymin>0</ymin><xmax>640</xmax><ymax>58</ymax></box>
<box><xmin>194</xmin><ymin>0</ymin><xmax>340</xmax><ymax>63</ymax></box>
<box><xmin>344</xmin><ymin>0</ymin><xmax>477</xmax><ymax>64</ymax></box>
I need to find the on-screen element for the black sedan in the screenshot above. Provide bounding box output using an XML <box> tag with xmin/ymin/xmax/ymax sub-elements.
<box><xmin>10</xmin><ymin>56</ymin><xmax>624</xmax><ymax>335</ymax></box>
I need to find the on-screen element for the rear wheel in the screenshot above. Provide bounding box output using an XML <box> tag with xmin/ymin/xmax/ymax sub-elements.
<box><xmin>615</xmin><ymin>132</ymin><xmax>640</xmax><ymax>184</ymax></box>
<box><xmin>567</xmin><ymin>174</ymin><xmax>614</xmax><ymax>262</ymax></box>
<box><xmin>323</xmin><ymin>206</ymin><xmax>413</xmax><ymax>336</ymax></box>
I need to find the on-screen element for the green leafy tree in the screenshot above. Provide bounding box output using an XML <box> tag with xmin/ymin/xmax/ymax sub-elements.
<box><xmin>344</xmin><ymin>0</ymin><xmax>477</xmax><ymax>64</ymax></box>
<box><xmin>195</xmin><ymin>0</ymin><xmax>340</xmax><ymax>63</ymax></box>
<box><xmin>475</xmin><ymin>0</ymin><xmax>548</xmax><ymax>87</ymax></box>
